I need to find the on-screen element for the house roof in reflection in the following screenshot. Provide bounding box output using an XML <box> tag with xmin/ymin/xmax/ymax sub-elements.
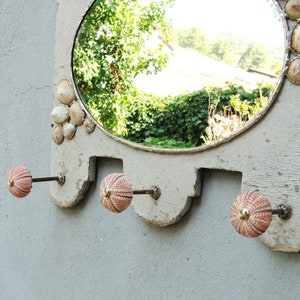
<box><xmin>134</xmin><ymin>45</ymin><xmax>277</xmax><ymax>97</ymax></box>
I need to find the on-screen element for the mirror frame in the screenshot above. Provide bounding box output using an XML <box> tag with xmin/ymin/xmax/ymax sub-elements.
<box><xmin>51</xmin><ymin>0</ymin><xmax>300</xmax><ymax>251</ymax></box>
<box><xmin>70</xmin><ymin>0</ymin><xmax>289</xmax><ymax>154</ymax></box>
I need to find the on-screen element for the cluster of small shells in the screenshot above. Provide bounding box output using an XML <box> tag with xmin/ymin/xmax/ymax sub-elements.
<box><xmin>285</xmin><ymin>0</ymin><xmax>300</xmax><ymax>84</ymax></box>
<box><xmin>51</xmin><ymin>79</ymin><xmax>95</xmax><ymax>145</ymax></box>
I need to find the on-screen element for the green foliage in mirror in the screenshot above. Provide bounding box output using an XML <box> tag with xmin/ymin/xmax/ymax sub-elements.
<box><xmin>73</xmin><ymin>0</ymin><xmax>283</xmax><ymax>149</ymax></box>
<box><xmin>170</xmin><ymin>28</ymin><xmax>283</xmax><ymax>75</ymax></box>
<box><xmin>121</xmin><ymin>83</ymin><xmax>271</xmax><ymax>147</ymax></box>
<box><xmin>73</xmin><ymin>0</ymin><xmax>174</xmax><ymax>134</ymax></box>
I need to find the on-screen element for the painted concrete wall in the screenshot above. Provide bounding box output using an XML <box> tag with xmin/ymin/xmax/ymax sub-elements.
<box><xmin>1</xmin><ymin>0</ymin><xmax>300</xmax><ymax>299</ymax></box>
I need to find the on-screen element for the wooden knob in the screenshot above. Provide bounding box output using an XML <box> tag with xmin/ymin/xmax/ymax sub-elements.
<box><xmin>230</xmin><ymin>190</ymin><xmax>273</xmax><ymax>238</ymax></box>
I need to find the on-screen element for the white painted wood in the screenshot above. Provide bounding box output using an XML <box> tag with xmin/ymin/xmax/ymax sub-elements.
<box><xmin>51</xmin><ymin>0</ymin><xmax>300</xmax><ymax>251</ymax></box>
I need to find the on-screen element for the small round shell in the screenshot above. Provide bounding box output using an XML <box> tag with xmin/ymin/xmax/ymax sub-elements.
<box><xmin>70</xmin><ymin>101</ymin><xmax>85</xmax><ymax>126</ymax></box>
<box><xmin>7</xmin><ymin>165</ymin><xmax>32</xmax><ymax>198</ymax></box>
<box><xmin>230</xmin><ymin>190</ymin><xmax>272</xmax><ymax>238</ymax></box>
<box><xmin>56</xmin><ymin>79</ymin><xmax>76</xmax><ymax>105</ymax></box>
<box><xmin>51</xmin><ymin>105</ymin><xmax>70</xmax><ymax>124</ymax></box>
<box><xmin>99</xmin><ymin>173</ymin><xmax>133</xmax><ymax>213</ymax></box>
<box><xmin>285</xmin><ymin>0</ymin><xmax>300</xmax><ymax>19</ymax></box>
<box><xmin>291</xmin><ymin>23</ymin><xmax>300</xmax><ymax>54</ymax></box>
<box><xmin>63</xmin><ymin>122</ymin><xmax>76</xmax><ymax>139</ymax></box>
<box><xmin>52</xmin><ymin>125</ymin><xmax>64</xmax><ymax>145</ymax></box>
<box><xmin>83</xmin><ymin>118</ymin><xmax>95</xmax><ymax>134</ymax></box>
<box><xmin>287</xmin><ymin>58</ymin><xmax>300</xmax><ymax>85</ymax></box>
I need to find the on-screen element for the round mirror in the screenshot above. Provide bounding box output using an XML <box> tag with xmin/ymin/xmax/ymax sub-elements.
<box><xmin>72</xmin><ymin>0</ymin><xmax>286</xmax><ymax>150</ymax></box>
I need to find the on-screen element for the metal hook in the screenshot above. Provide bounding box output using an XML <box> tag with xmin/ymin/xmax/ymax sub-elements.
<box><xmin>133</xmin><ymin>186</ymin><xmax>161</xmax><ymax>200</ymax></box>
<box><xmin>31</xmin><ymin>173</ymin><xmax>65</xmax><ymax>185</ymax></box>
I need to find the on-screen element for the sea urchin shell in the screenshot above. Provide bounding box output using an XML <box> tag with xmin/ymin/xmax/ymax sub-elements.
<box><xmin>7</xmin><ymin>165</ymin><xmax>32</xmax><ymax>198</ymax></box>
<box><xmin>230</xmin><ymin>190</ymin><xmax>272</xmax><ymax>238</ymax></box>
<box><xmin>99</xmin><ymin>173</ymin><xmax>133</xmax><ymax>213</ymax></box>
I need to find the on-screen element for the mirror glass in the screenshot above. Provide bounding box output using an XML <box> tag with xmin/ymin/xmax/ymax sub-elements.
<box><xmin>72</xmin><ymin>0</ymin><xmax>285</xmax><ymax>149</ymax></box>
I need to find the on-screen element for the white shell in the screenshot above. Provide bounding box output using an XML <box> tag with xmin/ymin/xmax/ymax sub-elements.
<box><xmin>285</xmin><ymin>0</ymin><xmax>300</xmax><ymax>19</ymax></box>
<box><xmin>83</xmin><ymin>118</ymin><xmax>96</xmax><ymax>134</ymax></box>
<box><xmin>292</xmin><ymin>23</ymin><xmax>300</xmax><ymax>54</ymax></box>
<box><xmin>56</xmin><ymin>79</ymin><xmax>76</xmax><ymax>105</ymax></box>
<box><xmin>63</xmin><ymin>122</ymin><xmax>76</xmax><ymax>139</ymax></box>
<box><xmin>51</xmin><ymin>105</ymin><xmax>70</xmax><ymax>124</ymax></box>
<box><xmin>52</xmin><ymin>125</ymin><xmax>64</xmax><ymax>145</ymax></box>
<box><xmin>287</xmin><ymin>58</ymin><xmax>300</xmax><ymax>85</ymax></box>
<box><xmin>70</xmin><ymin>101</ymin><xmax>85</xmax><ymax>126</ymax></box>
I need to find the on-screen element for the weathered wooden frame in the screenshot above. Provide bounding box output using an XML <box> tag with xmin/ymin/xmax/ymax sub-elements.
<box><xmin>51</xmin><ymin>0</ymin><xmax>300</xmax><ymax>252</ymax></box>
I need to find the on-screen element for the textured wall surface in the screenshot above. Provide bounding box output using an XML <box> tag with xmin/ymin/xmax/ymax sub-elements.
<box><xmin>1</xmin><ymin>0</ymin><xmax>300</xmax><ymax>299</ymax></box>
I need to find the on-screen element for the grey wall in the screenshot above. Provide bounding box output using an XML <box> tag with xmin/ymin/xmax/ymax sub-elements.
<box><xmin>1</xmin><ymin>1</ymin><xmax>300</xmax><ymax>299</ymax></box>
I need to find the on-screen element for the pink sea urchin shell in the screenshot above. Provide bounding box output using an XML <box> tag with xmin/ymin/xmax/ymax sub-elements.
<box><xmin>230</xmin><ymin>190</ymin><xmax>273</xmax><ymax>238</ymax></box>
<box><xmin>7</xmin><ymin>165</ymin><xmax>32</xmax><ymax>198</ymax></box>
<box><xmin>99</xmin><ymin>173</ymin><xmax>133</xmax><ymax>213</ymax></box>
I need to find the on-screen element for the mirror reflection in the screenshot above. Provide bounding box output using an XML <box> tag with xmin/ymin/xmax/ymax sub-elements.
<box><xmin>73</xmin><ymin>0</ymin><xmax>285</xmax><ymax>149</ymax></box>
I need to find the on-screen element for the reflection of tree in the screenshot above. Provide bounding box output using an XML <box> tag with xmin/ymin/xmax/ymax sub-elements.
<box><xmin>238</xmin><ymin>43</ymin><xmax>269</xmax><ymax>71</ymax></box>
<box><xmin>72</xmin><ymin>0</ymin><xmax>281</xmax><ymax>148</ymax></box>
<box><xmin>175</xmin><ymin>27</ymin><xmax>210</xmax><ymax>55</ymax></box>
<box><xmin>210</xmin><ymin>38</ymin><xmax>235</xmax><ymax>65</ymax></box>
<box><xmin>171</xmin><ymin>28</ymin><xmax>281</xmax><ymax>73</ymax></box>
<box><xmin>73</xmin><ymin>0</ymin><xmax>174</xmax><ymax>134</ymax></box>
